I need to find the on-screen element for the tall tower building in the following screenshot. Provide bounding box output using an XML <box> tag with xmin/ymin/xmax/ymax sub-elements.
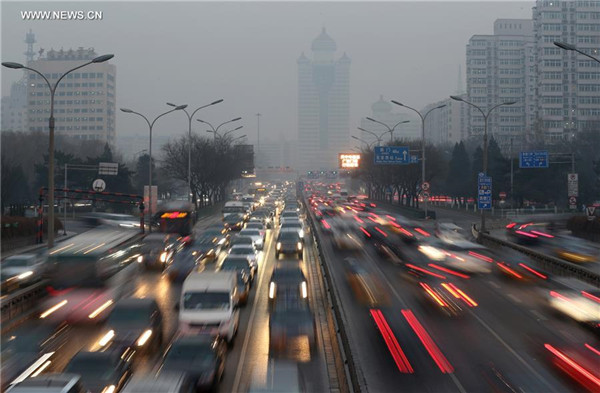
<box><xmin>26</xmin><ymin>47</ymin><xmax>116</xmax><ymax>144</ymax></box>
<box><xmin>533</xmin><ymin>0</ymin><xmax>600</xmax><ymax>142</ymax></box>
<box><xmin>466</xmin><ymin>19</ymin><xmax>535</xmax><ymax>153</ymax></box>
<box><xmin>297</xmin><ymin>28</ymin><xmax>351</xmax><ymax>171</ymax></box>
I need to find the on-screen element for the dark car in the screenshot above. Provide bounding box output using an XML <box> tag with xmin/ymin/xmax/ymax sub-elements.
<box><xmin>268</xmin><ymin>263</ymin><xmax>307</xmax><ymax>306</ymax></box>
<box><xmin>64</xmin><ymin>350</ymin><xmax>132</xmax><ymax>393</ymax></box>
<box><xmin>202</xmin><ymin>227</ymin><xmax>231</xmax><ymax>249</ymax></box>
<box><xmin>98</xmin><ymin>298</ymin><xmax>163</xmax><ymax>355</ymax></box>
<box><xmin>218</xmin><ymin>256</ymin><xmax>256</xmax><ymax>282</ymax></box>
<box><xmin>275</xmin><ymin>229</ymin><xmax>303</xmax><ymax>259</ymax></box>
<box><xmin>140</xmin><ymin>233</ymin><xmax>172</xmax><ymax>270</ymax></box>
<box><xmin>159</xmin><ymin>335</ymin><xmax>226</xmax><ymax>392</ymax></box>
<box><xmin>269</xmin><ymin>291</ymin><xmax>316</xmax><ymax>352</ymax></box>
<box><xmin>223</xmin><ymin>214</ymin><xmax>245</xmax><ymax>231</ymax></box>
<box><xmin>230</xmin><ymin>236</ymin><xmax>255</xmax><ymax>249</ymax></box>
<box><xmin>165</xmin><ymin>249</ymin><xmax>200</xmax><ymax>282</ymax></box>
<box><xmin>187</xmin><ymin>237</ymin><xmax>220</xmax><ymax>262</ymax></box>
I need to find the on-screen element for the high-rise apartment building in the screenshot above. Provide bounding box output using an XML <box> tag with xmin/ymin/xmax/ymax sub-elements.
<box><xmin>466</xmin><ymin>19</ymin><xmax>535</xmax><ymax>153</ymax></box>
<box><xmin>422</xmin><ymin>94</ymin><xmax>469</xmax><ymax>146</ymax></box>
<box><xmin>533</xmin><ymin>0</ymin><xmax>600</xmax><ymax>142</ymax></box>
<box><xmin>359</xmin><ymin>96</ymin><xmax>418</xmax><ymax>145</ymax></box>
<box><xmin>26</xmin><ymin>47</ymin><xmax>116</xmax><ymax>144</ymax></box>
<box><xmin>1</xmin><ymin>81</ymin><xmax>27</xmax><ymax>131</ymax></box>
<box><xmin>297</xmin><ymin>29</ymin><xmax>350</xmax><ymax>171</ymax></box>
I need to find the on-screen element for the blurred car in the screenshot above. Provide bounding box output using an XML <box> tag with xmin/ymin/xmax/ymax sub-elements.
<box><xmin>140</xmin><ymin>233</ymin><xmax>173</xmax><ymax>270</ymax></box>
<box><xmin>6</xmin><ymin>374</ymin><xmax>87</xmax><ymax>393</ymax></box>
<box><xmin>1</xmin><ymin>323</ymin><xmax>69</xmax><ymax>391</ymax></box>
<box><xmin>158</xmin><ymin>335</ymin><xmax>227</xmax><ymax>392</ymax></box>
<box><xmin>122</xmin><ymin>372</ymin><xmax>195</xmax><ymax>393</ymax></box>
<box><xmin>64</xmin><ymin>350</ymin><xmax>132</xmax><ymax>393</ymax></box>
<box><xmin>435</xmin><ymin>222</ymin><xmax>468</xmax><ymax>242</ymax></box>
<box><xmin>218</xmin><ymin>256</ymin><xmax>256</xmax><ymax>283</ymax></box>
<box><xmin>1</xmin><ymin>253</ymin><xmax>47</xmax><ymax>289</ymax></box>
<box><xmin>331</xmin><ymin>227</ymin><xmax>361</xmax><ymax>250</ymax></box>
<box><xmin>228</xmin><ymin>245</ymin><xmax>258</xmax><ymax>270</ymax></box>
<box><xmin>230</xmin><ymin>236</ymin><xmax>256</xmax><ymax>250</ymax></box>
<box><xmin>243</xmin><ymin>221</ymin><xmax>266</xmax><ymax>237</ymax></box>
<box><xmin>249</xmin><ymin>210</ymin><xmax>273</xmax><ymax>229</ymax></box>
<box><xmin>269</xmin><ymin>290</ymin><xmax>316</xmax><ymax>352</ymax></box>
<box><xmin>97</xmin><ymin>298</ymin><xmax>163</xmax><ymax>354</ymax></box>
<box><xmin>280</xmin><ymin>220</ymin><xmax>305</xmax><ymax>242</ymax></box>
<box><xmin>546</xmin><ymin>277</ymin><xmax>600</xmax><ymax>328</ymax></box>
<box><xmin>268</xmin><ymin>263</ymin><xmax>308</xmax><ymax>306</ymax></box>
<box><xmin>223</xmin><ymin>213</ymin><xmax>245</xmax><ymax>231</ymax></box>
<box><xmin>505</xmin><ymin>220</ymin><xmax>550</xmax><ymax>245</ymax></box>
<box><xmin>165</xmin><ymin>249</ymin><xmax>200</xmax><ymax>282</ymax></box>
<box><xmin>553</xmin><ymin>235</ymin><xmax>599</xmax><ymax>263</ymax></box>
<box><xmin>239</xmin><ymin>228</ymin><xmax>265</xmax><ymax>250</ymax></box>
<box><xmin>247</xmin><ymin>361</ymin><xmax>306</xmax><ymax>393</ymax></box>
<box><xmin>345</xmin><ymin>258</ymin><xmax>389</xmax><ymax>307</ymax></box>
<box><xmin>279</xmin><ymin>211</ymin><xmax>299</xmax><ymax>226</ymax></box>
<box><xmin>275</xmin><ymin>229</ymin><xmax>303</xmax><ymax>259</ymax></box>
<box><xmin>186</xmin><ymin>236</ymin><xmax>220</xmax><ymax>262</ymax></box>
<box><xmin>202</xmin><ymin>226</ymin><xmax>231</xmax><ymax>249</ymax></box>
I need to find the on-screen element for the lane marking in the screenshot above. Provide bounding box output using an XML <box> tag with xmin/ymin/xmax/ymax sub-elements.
<box><xmin>231</xmin><ymin>227</ymin><xmax>275</xmax><ymax>392</ymax></box>
<box><xmin>506</xmin><ymin>293</ymin><xmax>522</xmax><ymax>304</ymax></box>
<box><xmin>529</xmin><ymin>309</ymin><xmax>548</xmax><ymax>321</ymax></box>
<box><xmin>487</xmin><ymin>280</ymin><xmax>501</xmax><ymax>289</ymax></box>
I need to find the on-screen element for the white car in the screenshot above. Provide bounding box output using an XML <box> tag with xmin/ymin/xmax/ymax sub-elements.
<box><xmin>239</xmin><ymin>229</ymin><xmax>265</xmax><ymax>250</ymax></box>
<box><xmin>228</xmin><ymin>245</ymin><xmax>258</xmax><ymax>270</ymax></box>
<box><xmin>2</xmin><ymin>253</ymin><xmax>47</xmax><ymax>287</ymax></box>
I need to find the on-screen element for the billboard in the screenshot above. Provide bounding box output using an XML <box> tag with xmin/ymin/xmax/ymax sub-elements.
<box><xmin>339</xmin><ymin>153</ymin><xmax>361</xmax><ymax>169</ymax></box>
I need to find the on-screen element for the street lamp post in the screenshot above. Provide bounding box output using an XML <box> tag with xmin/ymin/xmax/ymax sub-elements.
<box><xmin>198</xmin><ymin>117</ymin><xmax>242</xmax><ymax>140</ymax></box>
<box><xmin>166</xmin><ymin>100</ymin><xmax>223</xmax><ymax>201</ymax></box>
<box><xmin>231</xmin><ymin>134</ymin><xmax>247</xmax><ymax>143</ymax></box>
<box><xmin>365</xmin><ymin>117</ymin><xmax>410</xmax><ymax>142</ymax></box>
<box><xmin>449</xmin><ymin>96</ymin><xmax>516</xmax><ymax>233</ymax></box>
<box><xmin>554</xmin><ymin>41</ymin><xmax>600</xmax><ymax>63</ymax></box>
<box><xmin>391</xmin><ymin>101</ymin><xmax>446</xmax><ymax>219</ymax></box>
<box><xmin>121</xmin><ymin>105</ymin><xmax>187</xmax><ymax>232</ymax></box>
<box><xmin>357</xmin><ymin>127</ymin><xmax>385</xmax><ymax>146</ymax></box>
<box><xmin>3</xmin><ymin>54</ymin><xmax>114</xmax><ymax>248</ymax></box>
<box><xmin>351</xmin><ymin>135</ymin><xmax>375</xmax><ymax>149</ymax></box>
<box><xmin>222</xmin><ymin>125</ymin><xmax>244</xmax><ymax>139</ymax></box>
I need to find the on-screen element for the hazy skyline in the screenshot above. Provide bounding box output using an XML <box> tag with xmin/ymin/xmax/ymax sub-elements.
<box><xmin>2</xmin><ymin>1</ymin><xmax>532</xmax><ymax>151</ymax></box>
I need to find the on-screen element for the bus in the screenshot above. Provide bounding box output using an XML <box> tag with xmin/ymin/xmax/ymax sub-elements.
<box><xmin>155</xmin><ymin>201</ymin><xmax>196</xmax><ymax>236</ymax></box>
<box><xmin>41</xmin><ymin>228</ymin><xmax>143</xmax><ymax>323</ymax></box>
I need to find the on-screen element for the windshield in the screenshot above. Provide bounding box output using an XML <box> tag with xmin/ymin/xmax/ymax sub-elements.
<box><xmin>183</xmin><ymin>292</ymin><xmax>230</xmax><ymax>310</ymax></box>
<box><xmin>278</xmin><ymin>232</ymin><xmax>299</xmax><ymax>241</ymax></box>
<box><xmin>3</xmin><ymin>257</ymin><xmax>35</xmax><ymax>268</ymax></box>
<box><xmin>230</xmin><ymin>247</ymin><xmax>253</xmax><ymax>254</ymax></box>
<box><xmin>241</xmin><ymin>230</ymin><xmax>260</xmax><ymax>237</ymax></box>
<box><xmin>223</xmin><ymin>206</ymin><xmax>245</xmax><ymax>214</ymax></box>
<box><xmin>107</xmin><ymin>306</ymin><xmax>151</xmax><ymax>326</ymax></box>
<box><xmin>65</xmin><ymin>357</ymin><xmax>116</xmax><ymax>380</ymax></box>
<box><xmin>221</xmin><ymin>259</ymin><xmax>249</xmax><ymax>270</ymax></box>
<box><xmin>165</xmin><ymin>342</ymin><xmax>215</xmax><ymax>367</ymax></box>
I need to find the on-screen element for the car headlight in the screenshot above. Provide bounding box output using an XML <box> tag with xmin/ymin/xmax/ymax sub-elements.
<box><xmin>17</xmin><ymin>271</ymin><xmax>34</xmax><ymax>280</ymax></box>
<box><xmin>137</xmin><ymin>255</ymin><xmax>143</xmax><ymax>263</ymax></box>
<box><xmin>218</xmin><ymin>238</ymin><xmax>226</xmax><ymax>245</ymax></box>
<box><xmin>297</xmin><ymin>242</ymin><xmax>303</xmax><ymax>250</ymax></box>
<box><xmin>101</xmin><ymin>385</ymin><xmax>116</xmax><ymax>393</ymax></box>
<box><xmin>269</xmin><ymin>282</ymin><xmax>276</xmax><ymax>299</ymax></box>
<box><xmin>160</xmin><ymin>252</ymin><xmax>167</xmax><ymax>263</ymax></box>
<box><xmin>136</xmin><ymin>329</ymin><xmax>153</xmax><ymax>347</ymax></box>
<box><xmin>277</xmin><ymin>242</ymin><xmax>281</xmax><ymax>250</ymax></box>
<box><xmin>299</xmin><ymin>229</ymin><xmax>304</xmax><ymax>238</ymax></box>
<box><xmin>98</xmin><ymin>330</ymin><xmax>115</xmax><ymax>347</ymax></box>
<box><xmin>301</xmin><ymin>281</ymin><xmax>308</xmax><ymax>298</ymax></box>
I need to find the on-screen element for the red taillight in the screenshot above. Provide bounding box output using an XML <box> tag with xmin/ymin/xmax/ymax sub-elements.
<box><xmin>374</xmin><ymin>227</ymin><xmax>388</xmax><ymax>237</ymax></box>
<box><xmin>545</xmin><ymin>344</ymin><xmax>600</xmax><ymax>390</ymax></box>
<box><xmin>370</xmin><ymin>309</ymin><xmax>414</xmax><ymax>373</ymax></box>
<box><xmin>360</xmin><ymin>227</ymin><xmax>371</xmax><ymax>237</ymax></box>
<box><xmin>427</xmin><ymin>264</ymin><xmax>470</xmax><ymax>279</ymax></box>
<box><xmin>468</xmin><ymin>251</ymin><xmax>493</xmax><ymax>263</ymax></box>
<box><xmin>518</xmin><ymin>263</ymin><xmax>547</xmax><ymax>279</ymax></box>
<box><xmin>322</xmin><ymin>219</ymin><xmax>330</xmax><ymax>229</ymax></box>
<box><xmin>581</xmin><ymin>291</ymin><xmax>600</xmax><ymax>304</ymax></box>
<box><xmin>414</xmin><ymin>228</ymin><xmax>431</xmax><ymax>237</ymax></box>
<box><xmin>496</xmin><ymin>262</ymin><xmax>523</xmax><ymax>279</ymax></box>
<box><xmin>506</xmin><ymin>222</ymin><xmax>517</xmax><ymax>229</ymax></box>
<box><xmin>402</xmin><ymin>310</ymin><xmax>454</xmax><ymax>373</ymax></box>
<box><xmin>406</xmin><ymin>264</ymin><xmax>446</xmax><ymax>279</ymax></box>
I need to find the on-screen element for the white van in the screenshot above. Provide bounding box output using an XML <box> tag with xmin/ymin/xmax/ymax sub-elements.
<box><xmin>222</xmin><ymin>201</ymin><xmax>247</xmax><ymax>219</ymax></box>
<box><xmin>178</xmin><ymin>272</ymin><xmax>239</xmax><ymax>342</ymax></box>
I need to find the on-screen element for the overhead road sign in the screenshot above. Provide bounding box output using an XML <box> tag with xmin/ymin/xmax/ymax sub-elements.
<box><xmin>519</xmin><ymin>151</ymin><xmax>549</xmax><ymax>168</ymax></box>
<box><xmin>98</xmin><ymin>162</ymin><xmax>118</xmax><ymax>175</ymax></box>
<box><xmin>374</xmin><ymin>146</ymin><xmax>410</xmax><ymax>165</ymax></box>
<box><xmin>339</xmin><ymin>153</ymin><xmax>361</xmax><ymax>169</ymax></box>
<box><xmin>477</xmin><ymin>173</ymin><xmax>492</xmax><ymax>210</ymax></box>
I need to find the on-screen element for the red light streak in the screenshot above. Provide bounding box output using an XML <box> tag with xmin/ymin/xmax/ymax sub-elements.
<box><xmin>374</xmin><ymin>227</ymin><xmax>388</xmax><ymax>237</ymax></box>
<box><xmin>515</xmin><ymin>230</ymin><xmax>538</xmax><ymax>238</ymax></box>
<box><xmin>496</xmin><ymin>262</ymin><xmax>523</xmax><ymax>279</ymax></box>
<box><xmin>405</xmin><ymin>264</ymin><xmax>446</xmax><ymax>279</ymax></box>
<box><xmin>368</xmin><ymin>217</ymin><xmax>378</xmax><ymax>223</ymax></box>
<box><xmin>414</xmin><ymin>228</ymin><xmax>431</xmax><ymax>237</ymax></box>
<box><xmin>530</xmin><ymin>230</ymin><xmax>554</xmax><ymax>238</ymax></box>
<box><xmin>420</xmin><ymin>282</ymin><xmax>447</xmax><ymax>307</ymax></box>
<box><xmin>398</xmin><ymin>227</ymin><xmax>414</xmax><ymax>237</ymax></box>
<box><xmin>428</xmin><ymin>264</ymin><xmax>470</xmax><ymax>279</ymax></box>
<box><xmin>545</xmin><ymin>344</ymin><xmax>600</xmax><ymax>389</ymax></box>
<box><xmin>550</xmin><ymin>291</ymin><xmax>570</xmax><ymax>302</ymax></box>
<box><xmin>386</xmin><ymin>215</ymin><xmax>397</xmax><ymax>221</ymax></box>
<box><xmin>505</xmin><ymin>222</ymin><xmax>517</xmax><ymax>229</ymax></box>
<box><xmin>353</xmin><ymin>216</ymin><xmax>364</xmax><ymax>224</ymax></box>
<box><xmin>447</xmin><ymin>283</ymin><xmax>478</xmax><ymax>307</ymax></box>
<box><xmin>468</xmin><ymin>251</ymin><xmax>494</xmax><ymax>263</ymax></box>
<box><xmin>360</xmin><ymin>227</ymin><xmax>371</xmax><ymax>237</ymax></box>
<box><xmin>518</xmin><ymin>263</ymin><xmax>547</xmax><ymax>279</ymax></box>
<box><xmin>370</xmin><ymin>309</ymin><xmax>414</xmax><ymax>373</ymax></box>
<box><xmin>581</xmin><ymin>291</ymin><xmax>600</xmax><ymax>304</ymax></box>
<box><xmin>585</xmin><ymin>343</ymin><xmax>600</xmax><ymax>357</ymax></box>
<box><xmin>402</xmin><ymin>309</ymin><xmax>454</xmax><ymax>373</ymax></box>
<box><xmin>322</xmin><ymin>219</ymin><xmax>331</xmax><ymax>229</ymax></box>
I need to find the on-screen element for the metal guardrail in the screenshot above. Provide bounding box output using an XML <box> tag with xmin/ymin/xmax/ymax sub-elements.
<box><xmin>1</xmin><ymin>280</ymin><xmax>48</xmax><ymax>332</ymax></box>
<box><xmin>472</xmin><ymin>225</ymin><xmax>600</xmax><ymax>288</ymax></box>
<box><xmin>302</xmin><ymin>194</ymin><xmax>362</xmax><ymax>393</ymax></box>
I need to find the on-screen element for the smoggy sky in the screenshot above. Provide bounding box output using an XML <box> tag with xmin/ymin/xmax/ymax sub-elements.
<box><xmin>2</xmin><ymin>1</ymin><xmax>532</xmax><ymax>149</ymax></box>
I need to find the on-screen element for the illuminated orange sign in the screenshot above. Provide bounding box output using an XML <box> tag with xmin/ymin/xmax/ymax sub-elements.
<box><xmin>161</xmin><ymin>212</ymin><xmax>188</xmax><ymax>219</ymax></box>
<box><xmin>339</xmin><ymin>153</ymin><xmax>361</xmax><ymax>169</ymax></box>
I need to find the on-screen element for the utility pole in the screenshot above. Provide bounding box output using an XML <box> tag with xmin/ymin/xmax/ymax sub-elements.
<box><xmin>256</xmin><ymin>113</ymin><xmax>261</xmax><ymax>160</ymax></box>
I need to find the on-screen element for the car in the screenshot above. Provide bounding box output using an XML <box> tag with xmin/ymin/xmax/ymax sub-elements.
<box><xmin>199</xmin><ymin>227</ymin><xmax>231</xmax><ymax>249</ymax></box>
<box><xmin>140</xmin><ymin>233</ymin><xmax>173</xmax><ymax>270</ymax></box>
<box><xmin>6</xmin><ymin>374</ymin><xmax>88</xmax><ymax>393</ymax></box>
<box><xmin>1</xmin><ymin>253</ymin><xmax>47</xmax><ymax>290</ymax></box>
<box><xmin>239</xmin><ymin>229</ymin><xmax>264</xmax><ymax>250</ymax></box>
<box><xmin>218</xmin><ymin>256</ymin><xmax>256</xmax><ymax>282</ymax></box>
<box><xmin>64</xmin><ymin>350</ymin><xmax>132</xmax><ymax>393</ymax></box>
<box><xmin>505</xmin><ymin>220</ymin><xmax>549</xmax><ymax>245</ymax></box>
<box><xmin>228</xmin><ymin>245</ymin><xmax>258</xmax><ymax>270</ymax></box>
<box><xmin>268</xmin><ymin>263</ymin><xmax>308</xmax><ymax>306</ymax></box>
<box><xmin>244</xmin><ymin>221</ymin><xmax>265</xmax><ymax>236</ymax></box>
<box><xmin>230</xmin><ymin>236</ymin><xmax>256</xmax><ymax>250</ymax></box>
<box><xmin>553</xmin><ymin>235</ymin><xmax>599</xmax><ymax>263</ymax></box>
<box><xmin>122</xmin><ymin>372</ymin><xmax>195</xmax><ymax>393</ymax></box>
<box><xmin>546</xmin><ymin>277</ymin><xmax>600</xmax><ymax>328</ymax></box>
<box><xmin>223</xmin><ymin>214</ymin><xmax>245</xmax><ymax>231</ymax></box>
<box><xmin>269</xmin><ymin>291</ymin><xmax>316</xmax><ymax>352</ymax></box>
<box><xmin>279</xmin><ymin>211</ymin><xmax>299</xmax><ymax>226</ymax></box>
<box><xmin>165</xmin><ymin>249</ymin><xmax>200</xmax><ymax>282</ymax></box>
<box><xmin>97</xmin><ymin>298</ymin><xmax>163</xmax><ymax>354</ymax></box>
<box><xmin>280</xmin><ymin>220</ymin><xmax>305</xmax><ymax>242</ymax></box>
<box><xmin>275</xmin><ymin>229</ymin><xmax>303</xmax><ymax>259</ymax></box>
<box><xmin>186</xmin><ymin>236</ymin><xmax>220</xmax><ymax>262</ymax></box>
<box><xmin>158</xmin><ymin>335</ymin><xmax>227</xmax><ymax>392</ymax></box>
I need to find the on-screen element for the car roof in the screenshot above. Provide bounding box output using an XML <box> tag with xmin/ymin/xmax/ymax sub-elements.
<box><xmin>7</xmin><ymin>374</ymin><xmax>81</xmax><ymax>393</ymax></box>
<box><xmin>114</xmin><ymin>297</ymin><xmax>157</xmax><ymax>309</ymax></box>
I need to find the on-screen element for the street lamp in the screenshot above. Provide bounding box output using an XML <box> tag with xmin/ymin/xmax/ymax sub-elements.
<box><xmin>231</xmin><ymin>134</ymin><xmax>247</xmax><ymax>143</ymax></box>
<box><xmin>351</xmin><ymin>135</ymin><xmax>375</xmax><ymax>149</ymax></box>
<box><xmin>554</xmin><ymin>41</ymin><xmax>600</xmax><ymax>63</ymax></box>
<box><xmin>357</xmin><ymin>127</ymin><xmax>385</xmax><ymax>145</ymax></box>
<box><xmin>121</xmin><ymin>105</ymin><xmax>187</xmax><ymax>232</ymax></box>
<box><xmin>3</xmin><ymin>53</ymin><xmax>114</xmax><ymax>247</ymax></box>
<box><xmin>391</xmin><ymin>101</ymin><xmax>446</xmax><ymax>219</ymax></box>
<box><xmin>222</xmin><ymin>125</ymin><xmax>244</xmax><ymax>139</ymax></box>
<box><xmin>166</xmin><ymin>99</ymin><xmax>223</xmax><ymax>201</ymax></box>
<box><xmin>449</xmin><ymin>96</ymin><xmax>516</xmax><ymax>233</ymax></box>
<box><xmin>366</xmin><ymin>117</ymin><xmax>410</xmax><ymax>142</ymax></box>
<box><xmin>198</xmin><ymin>117</ymin><xmax>242</xmax><ymax>140</ymax></box>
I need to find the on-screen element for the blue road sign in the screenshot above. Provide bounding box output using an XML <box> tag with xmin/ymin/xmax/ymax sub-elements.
<box><xmin>477</xmin><ymin>173</ymin><xmax>492</xmax><ymax>210</ymax></box>
<box><xmin>519</xmin><ymin>151</ymin><xmax>549</xmax><ymax>168</ymax></box>
<box><xmin>410</xmin><ymin>155</ymin><xmax>419</xmax><ymax>164</ymax></box>
<box><xmin>374</xmin><ymin>146</ymin><xmax>410</xmax><ymax>165</ymax></box>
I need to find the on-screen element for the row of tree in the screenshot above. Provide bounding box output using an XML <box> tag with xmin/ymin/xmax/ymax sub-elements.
<box><xmin>356</xmin><ymin>131</ymin><xmax>600</xmax><ymax>209</ymax></box>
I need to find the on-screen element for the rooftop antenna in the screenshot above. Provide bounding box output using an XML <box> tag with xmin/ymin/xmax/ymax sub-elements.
<box><xmin>24</xmin><ymin>29</ymin><xmax>36</xmax><ymax>63</ymax></box>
